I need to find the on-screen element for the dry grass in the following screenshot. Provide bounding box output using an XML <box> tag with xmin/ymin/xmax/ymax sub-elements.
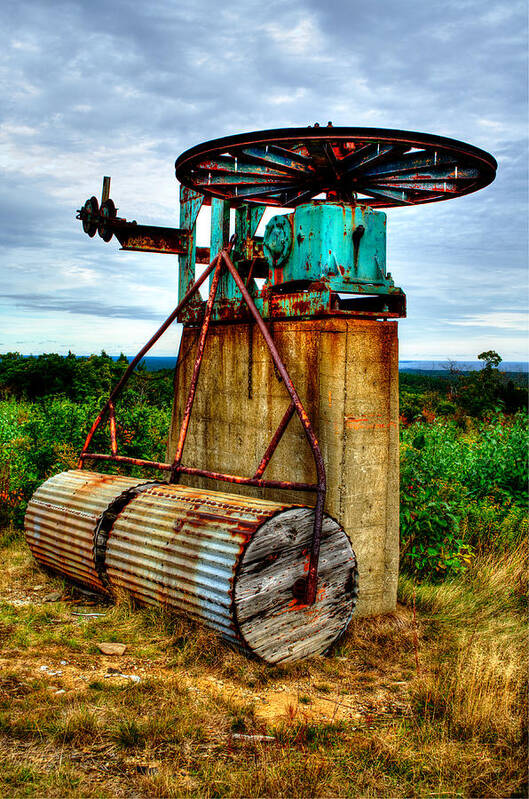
<box><xmin>0</xmin><ymin>528</ymin><xmax>527</xmax><ymax>798</ymax></box>
<box><xmin>401</xmin><ymin>542</ymin><xmax>528</xmax><ymax>750</ymax></box>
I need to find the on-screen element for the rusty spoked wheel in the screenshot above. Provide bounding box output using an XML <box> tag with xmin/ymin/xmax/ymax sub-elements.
<box><xmin>175</xmin><ymin>126</ymin><xmax>496</xmax><ymax>208</ymax></box>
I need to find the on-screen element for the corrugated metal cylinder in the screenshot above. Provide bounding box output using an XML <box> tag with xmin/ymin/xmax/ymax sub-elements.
<box><xmin>25</xmin><ymin>470</ymin><xmax>357</xmax><ymax>663</ymax></box>
<box><xmin>24</xmin><ymin>470</ymin><xmax>143</xmax><ymax>592</ymax></box>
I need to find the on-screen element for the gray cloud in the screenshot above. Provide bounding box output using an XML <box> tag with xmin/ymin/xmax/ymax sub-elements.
<box><xmin>0</xmin><ymin>0</ymin><xmax>527</xmax><ymax>358</ymax></box>
<box><xmin>0</xmin><ymin>292</ymin><xmax>163</xmax><ymax>320</ymax></box>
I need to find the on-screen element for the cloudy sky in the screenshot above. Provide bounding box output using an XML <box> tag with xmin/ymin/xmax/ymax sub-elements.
<box><xmin>1</xmin><ymin>0</ymin><xmax>527</xmax><ymax>361</ymax></box>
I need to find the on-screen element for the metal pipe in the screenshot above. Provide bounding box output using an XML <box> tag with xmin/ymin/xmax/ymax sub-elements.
<box><xmin>81</xmin><ymin>454</ymin><xmax>172</xmax><ymax>471</ymax></box>
<box><xmin>78</xmin><ymin>459</ymin><xmax>316</xmax><ymax>491</ymax></box>
<box><xmin>253</xmin><ymin>401</ymin><xmax>295</xmax><ymax>479</ymax></box>
<box><xmin>171</xmin><ymin>255</ymin><xmax>223</xmax><ymax>477</ymax></box>
<box><xmin>177</xmin><ymin>465</ymin><xmax>317</xmax><ymax>492</ymax></box>
<box><xmin>78</xmin><ymin>251</ymin><xmax>221</xmax><ymax>465</ymax></box>
<box><xmin>221</xmin><ymin>251</ymin><xmax>326</xmax><ymax>604</ymax></box>
<box><xmin>108</xmin><ymin>401</ymin><xmax>117</xmax><ymax>456</ymax></box>
<box><xmin>101</xmin><ymin>176</ymin><xmax>111</xmax><ymax>204</ymax></box>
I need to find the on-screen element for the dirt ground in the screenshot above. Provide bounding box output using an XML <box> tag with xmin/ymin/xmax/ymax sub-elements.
<box><xmin>0</xmin><ymin>535</ymin><xmax>525</xmax><ymax>798</ymax></box>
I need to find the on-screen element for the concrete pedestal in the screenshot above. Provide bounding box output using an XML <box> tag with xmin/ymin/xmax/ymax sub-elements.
<box><xmin>167</xmin><ymin>318</ymin><xmax>399</xmax><ymax>617</ymax></box>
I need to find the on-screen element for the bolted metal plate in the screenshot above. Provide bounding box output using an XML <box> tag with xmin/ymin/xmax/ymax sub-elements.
<box><xmin>263</xmin><ymin>214</ymin><xmax>293</xmax><ymax>267</ymax></box>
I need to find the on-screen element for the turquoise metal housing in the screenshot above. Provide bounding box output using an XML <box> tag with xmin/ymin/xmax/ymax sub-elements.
<box><xmin>264</xmin><ymin>203</ymin><xmax>391</xmax><ymax>293</ymax></box>
<box><xmin>175</xmin><ymin>192</ymin><xmax>405</xmax><ymax>324</ymax></box>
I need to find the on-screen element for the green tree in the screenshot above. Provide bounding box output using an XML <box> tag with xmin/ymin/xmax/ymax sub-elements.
<box><xmin>479</xmin><ymin>350</ymin><xmax>502</xmax><ymax>369</ymax></box>
<box><xmin>456</xmin><ymin>350</ymin><xmax>504</xmax><ymax>417</ymax></box>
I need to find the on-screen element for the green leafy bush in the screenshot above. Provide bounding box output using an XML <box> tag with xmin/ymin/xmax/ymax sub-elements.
<box><xmin>400</xmin><ymin>413</ymin><xmax>528</xmax><ymax>578</ymax></box>
<box><xmin>0</xmin><ymin>353</ymin><xmax>527</xmax><ymax>584</ymax></box>
<box><xmin>0</xmin><ymin>399</ymin><xmax>171</xmax><ymax>527</ymax></box>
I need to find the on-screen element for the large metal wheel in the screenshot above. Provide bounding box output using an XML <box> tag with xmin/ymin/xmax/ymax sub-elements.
<box><xmin>175</xmin><ymin>126</ymin><xmax>496</xmax><ymax>208</ymax></box>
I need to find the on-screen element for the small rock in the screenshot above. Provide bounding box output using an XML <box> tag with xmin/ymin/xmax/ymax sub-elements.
<box><xmin>39</xmin><ymin>665</ymin><xmax>48</xmax><ymax>672</ymax></box>
<box><xmin>72</xmin><ymin>612</ymin><xmax>106</xmax><ymax>617</ymax></box>
<box><xmin>54</xmin><ymin>689</ymin><xmax>66</xmax><ymax>695</ymax></box>
<box><xmin>60</xmin><ymin>660</ymin><xmax>67</xmax><ymax>665</ymax></box>
<box><xmin>33</xmin><ymin>585</ymin><xmax>44</xmax><ymax>590</ymax></box>
<box><xmin>98</xmin><ymin>642</ymin><xmax>127</xmax><ymax>656</ymax></box>
<box><xmin>43</xmin><ymin>591</ymin><xmax>62</xmax><ymax>602</ymax></box>
<box><xmin>135</xmin><ymin>761</ymin><xmax>160</xmax><ymax>775</ymax></box>
<box><xmin>231</xmin><ymin>733</ymin><xmax>275</xmax><ymax>742</ymax></box>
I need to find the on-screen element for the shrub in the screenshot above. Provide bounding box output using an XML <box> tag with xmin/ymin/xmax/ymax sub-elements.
<box><xmin>0</xmin><ymin>398</ymin><xmax>171</xmax><ymax>527</ymax></box>
<box><xmin>400</xmin><ymin>413</ymin><xmax>528</xmax><ymax>578</ymax></box>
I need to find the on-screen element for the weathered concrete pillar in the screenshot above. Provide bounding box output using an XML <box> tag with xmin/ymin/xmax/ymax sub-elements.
<box><xmin>167</xmin><ymin>317</ymin><xmax>399</xmax><ymax>617</ymax></box>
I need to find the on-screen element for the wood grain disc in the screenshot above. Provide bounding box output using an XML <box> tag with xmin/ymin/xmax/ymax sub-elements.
<box><xmin>234</xmin><ymin>508</ymin><xmax>358</xmax><ymax>663</ymax></box>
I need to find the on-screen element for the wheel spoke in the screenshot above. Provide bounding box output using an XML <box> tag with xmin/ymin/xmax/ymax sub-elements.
<box><xmin>339</xmin><ymin>143</ymin><xmax>403</xmax><ymax>174</ymax></box>
<box><xmin>238</xmin><ymin>145</ymin><xmax>313</xmax><ymax>175</ymax></box>
<box><xmin>362</xmin><ymin>151</ymin><xmax>459</xmax><ymax>178</ymax></box>
<box><xmin>230</xmin><ymin>182</ymin><xmax>304</xmax><ymax>200</ymax></box>
<box><xmin>321</xmin><ymin>142</ymin><xmax>343</xmax><ymax>180</ymax></box>
<box><xmin>195</xmin><ymin>155</ymin><xmax>289</xmax><ymax>179</ymax></box>
<box><xmin>366</xmin><ymin>179</ymin><xmax>461</xmax><ymax>193</ymax></box>
<box><xmin>374</xmin><ymin>165</ymin><xmax>480</xmax><ymax>182</ymax></box>
<box><xmin>279</xmin><ymin>185</ymin><xmax>321</xmax><ymax>207</ymax></box>
<box><xmin>193</xmin><ymin>173</ymin><xmax>291</xmax><ymax>188</ymax></box>
<box><xmin>357</xmin><ymin>186</ymin><xmax>415</xmax><ymax>205</ymax></box>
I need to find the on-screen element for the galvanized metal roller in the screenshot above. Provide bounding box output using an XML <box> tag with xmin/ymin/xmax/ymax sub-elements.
<box><xmin>24</xmin><ymin>470</ymin><xmax>143</xmax><ymax>593</ymax></box>
<box><xmin>25</xmin><ymin>471</ymin><xmax>358</xmax><ymax>663</ymax></box>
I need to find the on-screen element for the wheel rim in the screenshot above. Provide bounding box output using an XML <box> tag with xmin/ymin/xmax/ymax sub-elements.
<box><xmin>81</xmin><ymin>196</ymin><xmax>99</xmax><ymax>237</ymax></box>
<box><xmin>98</xmin><ymin>198</ymin><xmax>116</xmax><ymax>243</ymax></box>
<box><xmin>175</xmin><ymin>126</ymin><xmax>496</xmax><ymax>208</ymax></box>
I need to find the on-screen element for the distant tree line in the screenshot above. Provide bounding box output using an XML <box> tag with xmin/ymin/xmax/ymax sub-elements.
<box><xmin>399</xmin><ymin>351</ymin><xmax>527</xmax><ymax>422</ymax></box>
<box><xmin>0</xmin><ymin>352</ymin><xmax>174</xmax><ymax>407</ymax></box>
<box><xmin>0</xmin><ymin>349</ymin><xmax>526</xmax><ymax>418</ymax></box>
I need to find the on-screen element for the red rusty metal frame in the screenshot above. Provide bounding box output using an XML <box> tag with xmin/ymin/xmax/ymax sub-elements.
<box><xmin>79</xmin><ymin>240</ymin><xmax>326</xmax><ymax>605</ymax></box>
<box><xmin>253</xmin><ymin>401</ymin><xmax>295</xmax><ymax>479</ymax></box>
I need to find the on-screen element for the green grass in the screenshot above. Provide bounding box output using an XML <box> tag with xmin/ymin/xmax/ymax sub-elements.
<box><xmin>0</xmin><ymin>532</ymin><xmax>526</xmax><ymax>798</ymax></box>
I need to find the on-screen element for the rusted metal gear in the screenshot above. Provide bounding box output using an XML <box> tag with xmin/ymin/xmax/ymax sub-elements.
<box><xmin>175</xmin><ymin>126</ymin><xmax>497</xmax><ymax>208</ymax></box>
<box><xmin>98</xmin><ymin>198</ymin><xmax>117</xmax><ymax>242</ymax></box>
<box><xmin>78</xmin><ymin>196</ymin><xmax>99</xmax><ymax>236</ymax></box>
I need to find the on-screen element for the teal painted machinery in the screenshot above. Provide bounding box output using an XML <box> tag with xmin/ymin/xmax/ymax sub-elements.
<box><xmin>78</xmin><ymin>125</ymin><xmax>497</xmax><ymax>327</ymax></box>
<box><xmin>59</xmin><ymin>125</ymin><xmax>497</xmax><ymax>646</ymax></box>
<box><xmin>263</xmin><ymin>202</ymin><xmax>390</xmax><ymax>294</ymax></box>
